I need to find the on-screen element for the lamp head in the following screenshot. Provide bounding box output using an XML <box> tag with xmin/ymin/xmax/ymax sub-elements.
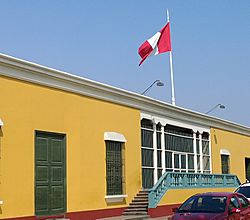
<box><xmin>141</xmin><ymin>79</ymin><xmax>165</xmax><ymax>95</ymax></box>
<box><xmin>156</xmin><ymin>80</ymin><xmax>164</xmax><ymax>87</ymax></box>
<box><xmin>219</xmin><ymin>104</ymin><xmax>225</xmax><ymax>109</ymax></box>
<box><xmin>205</xmin><ymin>103</ymin><xmax>226</xmax><ymax>114</ymax></box>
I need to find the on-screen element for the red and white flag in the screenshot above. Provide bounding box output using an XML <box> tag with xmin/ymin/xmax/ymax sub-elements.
<box><xmin>138</xmin><ymin>22</ymin><xmax>172</xmax><ymax>66</ymax></box>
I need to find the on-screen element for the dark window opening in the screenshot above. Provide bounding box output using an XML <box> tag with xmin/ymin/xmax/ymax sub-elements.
<box><xmin>106</xmin><ymin>141</ymin><xmax>124</xmax><ymax>195</ymax></box>
<box><xmin>221</xmin><ymin>155</ymin><xmax>230</xmax><ymax>174</ymax></box>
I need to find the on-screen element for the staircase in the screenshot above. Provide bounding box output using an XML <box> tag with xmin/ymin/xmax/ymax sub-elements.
<box><xmin>148</xmin><ymin>172</ymin><xmax>241</xmax><ymax>208</ymax></box>
<box><xmin>122</xmin><ymin>190</ymin><xmax>149</xmax><ymax>218</ymax></box>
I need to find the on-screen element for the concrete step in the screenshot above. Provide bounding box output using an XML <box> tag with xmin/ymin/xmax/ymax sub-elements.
<box><xmin>122</xmin><ymin>190</ymin><xmax>149</xmax><ymax>217</ymax></box>
<box><xmin>132</xmin><ymin>199</ymin><xmax>148</xmax><ymax>203</ymax></box>
<box><xmin>124</xmin><ymin>206</ymin><xmax>148</xmax><ymax>212</ymax></box>
<box><xmin>123</xmin><ymin>211</ymin><xmax>148</xmax><ymax>215</ymax></box>
<box><xmin>129</xmin><ymin>201</ymin><xmax>148</xmax><ymax>206</ymax></box>
<box><xmin>128</xmin><ymin>205</ymin><xmax>148</xmax><ymax>208</ymax></box>
<box><xmin>135</xmin><ymin>195</ymin><xmax>148</xmax><ymax>198</ymax></box>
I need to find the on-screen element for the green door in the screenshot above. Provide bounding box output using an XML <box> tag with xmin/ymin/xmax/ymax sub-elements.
<box><xmin>35</xmin><ymin>131</ymin><xmax>66</xmax><ymax>216</ymax></box>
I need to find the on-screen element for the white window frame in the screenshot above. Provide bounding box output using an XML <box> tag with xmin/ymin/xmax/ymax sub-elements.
<box><xmin>104</xmin><ymin>132</ymin><xmax>127</xmax><ymax>203</ymax></box>
<box><xmin>141</xmin><ymin>114</ymin><xmax>212</xmax><ymax>186</ymax></box>
<box><xmin>220</xmin><ymin>148</ymin><xmax>231</xmax><ymax>174</ymax></box>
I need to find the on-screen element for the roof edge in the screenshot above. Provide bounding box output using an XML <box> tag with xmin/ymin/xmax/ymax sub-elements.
<box><xmin>0</xmin><ymin>53</ymin><xmax>249</xmax><ymax>136</ymax></box>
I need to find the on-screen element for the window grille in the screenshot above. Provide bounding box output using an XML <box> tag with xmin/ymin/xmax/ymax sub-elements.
<box><xmin>221</xmin><ymin>155</ymin><xmax>230</xmax><ymax>174</ymax></box>
<box><xmin>106</xmin><ymin>141</ymin><xmax>123</xmax><ymax>195</ymax></box>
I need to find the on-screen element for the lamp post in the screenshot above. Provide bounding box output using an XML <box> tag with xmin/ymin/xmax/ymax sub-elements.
<box><xmin>141</xmin><ymin>80</ymin><xmax>164</xmax><ymax>95</ymax></box>
<box><xmin>205</xmin><ymin>104</ymin><xmax>226</xmax><ymax>114</ymax></box>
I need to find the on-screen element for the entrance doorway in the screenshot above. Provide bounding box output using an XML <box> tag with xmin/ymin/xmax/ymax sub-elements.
<box><xmin>35</xmin><ymin>131</ymin><xmax>66</xmax><ymax>216</ymax></box>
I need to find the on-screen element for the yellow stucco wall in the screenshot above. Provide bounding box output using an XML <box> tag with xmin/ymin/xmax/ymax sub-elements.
<box><xmin>211</xmin><ymin>128</ymin><xmax>250</xmax><ymax>183</ymax></box>
<box><xmin>0</xmin><ymin>75</ymin><xmax>141</xmax><ymax>218</ymax></box>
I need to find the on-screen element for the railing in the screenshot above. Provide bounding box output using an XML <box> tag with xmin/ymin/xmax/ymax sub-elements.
<box><xmin>148</xmin><ymin>172</ymin><xmax>241</xmax><ymax>208</ymax></box>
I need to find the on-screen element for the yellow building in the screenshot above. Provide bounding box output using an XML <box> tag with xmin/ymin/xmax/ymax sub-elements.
<box><xmin>0</xmin><ymin>54</ymin><xmax>249</xmax><ymax>219</ymax></box>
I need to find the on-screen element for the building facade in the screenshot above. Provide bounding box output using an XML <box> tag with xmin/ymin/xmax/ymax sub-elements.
<box><xmin>0</xmin><ymin>54</ymin><xmax>250</xmax><ymax>219</ymax></box>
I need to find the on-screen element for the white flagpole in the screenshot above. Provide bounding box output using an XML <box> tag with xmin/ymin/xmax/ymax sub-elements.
<box><xmin>167</xmin><ymin>10</ymin><xmax>176</xmax><ymax>106</ymax></box>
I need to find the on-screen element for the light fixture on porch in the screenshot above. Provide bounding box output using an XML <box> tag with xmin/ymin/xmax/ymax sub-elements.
<box><xmin>205</xmin><ymin>104</ymin><xmax>226</xmax><ymax>114</ymax></box>
<box><xmin>141</xmin><ymin>80</ymin><xmax>164</xmax><ymax>95</ymax></box>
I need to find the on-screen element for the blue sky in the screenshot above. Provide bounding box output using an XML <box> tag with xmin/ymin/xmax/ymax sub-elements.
<box><xmin>0</xmin><ymin>1</ymin><xmax>249</xmax><ymax>126</ymax></box>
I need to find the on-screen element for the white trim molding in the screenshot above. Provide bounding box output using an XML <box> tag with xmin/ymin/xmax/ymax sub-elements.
<box><xmin>104</xmin><ymin>132</ymin><xmax>127</xmax><ymax>143</ymax></box>
<box><xmin>105</xmin><ymin>195</ymin><xmax>127</xmax><ymax>203</ymax></box>
<box><xmin>220</xmin><ymin>149</ymin><xmax>231</xmax><ymax>155</ymax></box>
<box><xmin>141</xmin><ymin>112</ymin><xmax>210</xmax><ymax>134</ymax></box>
<box><xmin>0</xmin><ymin>53</ymin><xmax>249</xmax><ymax>137</ymax></box>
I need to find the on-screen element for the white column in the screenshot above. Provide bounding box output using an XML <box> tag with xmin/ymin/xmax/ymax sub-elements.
<box><xmin>179</xmin><ymin>154</ymin><xmax>181</xmax><ymax>172</ymax></box>
<box><xmin>199</xmin><ymin>133</ymin><xmax>203</xmax><ymax>173</ymax></box>
<box><xmin>186</xmin><ymin>153</ymin><xmax>188</xmax><ymax>172</ymax></box>
<box><xmin>193</xmin><ymin>132</ymin><xmax>198</xmax><ymax>173</ymax></box>
<box><xmin>172</xmin><ymin>152</ymin><xmax>175</xmax><ymax>172</ymax></box>
<box><xmin>161</xmin><ymin>125</ymin><xmax>166</xmax><ymax>174</ymax></box>
<box><xmin>208</xmin><ymin>134</ymin><xmax>212</xmax><ymax>173</ymax></box>
<box><xmin>153</xmin><ymin>123</ymin><xmax>158</xmax><ymax>184</ymax></box>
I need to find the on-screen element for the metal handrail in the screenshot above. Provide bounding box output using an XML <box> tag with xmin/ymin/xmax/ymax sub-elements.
<box><xmin>147</xmin><ymin>172</ymin><xmax>241</xmax><ymax>208</ymax></box>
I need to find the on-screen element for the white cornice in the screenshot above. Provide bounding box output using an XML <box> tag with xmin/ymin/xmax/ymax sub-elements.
<box><xmin>0</xmin><ymin>53</ymin><xmax>249</xmax><ymax>136</ymax></box>
<box><xmin>140</xmin><ymin>112</ymin><xmax>210</xmax><ymax>133</ymax></box>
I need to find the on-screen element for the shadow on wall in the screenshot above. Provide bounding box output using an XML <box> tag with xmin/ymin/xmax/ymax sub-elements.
<box><xmin>213</xmin><ymin>129</ymin><xmax>218</xmax><ymax>144</ymax></box>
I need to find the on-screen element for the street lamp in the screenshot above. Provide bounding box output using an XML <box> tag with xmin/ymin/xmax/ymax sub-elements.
<box><xmin>205</xmin><ymin>104</ymin><xmax>226</xmax><ymax>114</ymax></box>
<box><xmin>141</xmin><ymin>80</ymin><xmax>164</xmax><ymax>95</ymax></box>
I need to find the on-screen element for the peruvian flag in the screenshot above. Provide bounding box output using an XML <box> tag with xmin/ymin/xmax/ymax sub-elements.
<box><xmin>138</xmin><ymin>22</ymin><xmax>172</xmax><ymax>66</ymax></box>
